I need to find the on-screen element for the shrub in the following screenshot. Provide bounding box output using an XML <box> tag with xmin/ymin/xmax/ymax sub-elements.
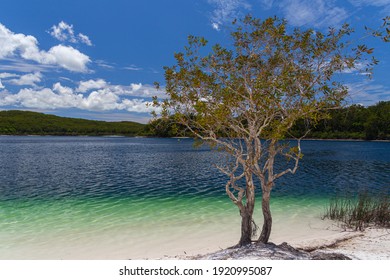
<box><xmin>323</xmin><ymin>191</ymin><xmax>389</xmax><ymax>230</ymax></box>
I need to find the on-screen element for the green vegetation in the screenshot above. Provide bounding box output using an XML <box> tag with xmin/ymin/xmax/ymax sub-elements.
<box><xmin>2</xmin><ymin>102</ymin><xmax>389</xmax><ymax>139</ymax></box>
<box><xmin>292</xmin><ymin>101</ymin><xmax>390</xmax><ymax>140</ymax></box>
<box><xmin>146</xmin><ymin>101</ymin><xmax>390</xmax><ymax>140</ymax></box>
<box><xmin>323</xmin><ymin>192</ymin><xmax>390</xmax><ymax>230</ymax></box>
<box><xmin>143</xmin><ymin>116</ymin><xmax>192</xmax><ymax>137</ymax></box>
<box><xmin>0</xmin><ymin>110</ymin><xmax>145</xmax><ymax>136</ymax></box>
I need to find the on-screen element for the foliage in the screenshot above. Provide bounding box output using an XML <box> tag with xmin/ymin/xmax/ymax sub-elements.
<box><xmin>155</xmin><ymin>15</ymin><xmax>378</xmax><ymax>245</ymax></box>
<box><xmin>143</xmin><ymin>116</ymin><xmax>193</xmax><ymax>137</ymax></box>
<box><xmin>291</xmin><ymin>101</ymin><xmax>390</xmax><ymax>140</ymax></box>
<box><xmin>148</xmin><ymin>101</ymin><xmax>390</xmax><ymax>140</ymax></box>
<box><xmin>0</xmin><ymin>110</ymin><xmax>145</xmax><ymax>136</ymax></box>
<box><xmin>323</xmin><ymin>192</ymin><xmax>390</xmax><ymax>230</ymax></box>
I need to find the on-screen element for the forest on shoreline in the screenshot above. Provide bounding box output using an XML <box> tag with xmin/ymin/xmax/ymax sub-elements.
<box><xmin>0</xmin><ymin>110</ymin><xmax>144</xmax><ymax>136</ymax></box>
<box><xmin>143</xmin><ymin>101</ymin><xmax>390</xmax><ymax>140</ymax></box>
<box><xmin>0</xmin><ymin>101</ymin><xmax>389</xmax><ymax>140</ymax></box>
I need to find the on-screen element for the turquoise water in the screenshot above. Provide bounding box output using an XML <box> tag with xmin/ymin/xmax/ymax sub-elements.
<box><xmin>0</xmin><ymin>137</ymin><xmax>388</xmax><ymax>259</ymax></box>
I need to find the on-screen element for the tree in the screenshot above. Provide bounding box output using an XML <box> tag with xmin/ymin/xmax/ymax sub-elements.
<box><xmin>154</xmin><ymin>16</ymin><xmax>377</xmax><ymax>246</ymax></box>
<box><xmin>365</xmin><ymin>101</ymin><xmax>390</xmax><ymax>140</ymax></box>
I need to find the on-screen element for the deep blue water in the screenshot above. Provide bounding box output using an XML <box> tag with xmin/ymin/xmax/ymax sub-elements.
<box><xmin>0</xmin><ymin>136</ymin><xmax>388</xmax><ymax>201</ymax></box>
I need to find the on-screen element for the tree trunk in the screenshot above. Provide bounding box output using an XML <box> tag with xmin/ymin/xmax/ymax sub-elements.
<box><xmin>258</xmin><ymin>191</ymin><xmax>272</xmax><ymax>243</ymax></box>
<box><xmin>238</xmin><ymin>180</ymin><xmax>256</xmax><ymax>246</ymax></box>
<box><xmin>238</xmin><ymin>208</ymin><xmax>253</xmax><ymax>246</ymax></box>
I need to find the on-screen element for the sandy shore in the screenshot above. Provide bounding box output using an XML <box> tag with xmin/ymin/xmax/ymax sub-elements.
<box><xmin>166</xmin><ymin>226</ymin><xmax>390</xmax><ymax>260</ymax></box>
<box><xmin>311</xmin><ymin>227</ymin><xmax>390</xmax><ymax>260</ymax></box>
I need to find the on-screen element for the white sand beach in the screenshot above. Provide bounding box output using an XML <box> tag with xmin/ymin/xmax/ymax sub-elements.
<box><xmin>310</xmin><ymin>227</ymin><xmax>390</xmax><ymax>260</ymax></box>
<box><xmin>167</xmin><ymin>224</ymin><xmax>390</xmax><ymax>260</ymax></box>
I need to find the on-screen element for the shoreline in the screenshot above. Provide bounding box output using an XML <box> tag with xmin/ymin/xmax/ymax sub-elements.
<box><xmin>168</xmin><ymin>227</ymin><xmax>390</xmax><ymax>260</ymax></box>
<box><xmin>0</xmin><ymin>134</ymin><xmax>390</xmax><ymax>143</ymax></box>
<box><xmin>301</xmin><ymin>138</ymin><xmax>390</xmax><ymax>143</ymax></box>
<box><xmin>1</xmin><ymin>134</ymin><xmax>389</xmax><ymax>142</ymax></box>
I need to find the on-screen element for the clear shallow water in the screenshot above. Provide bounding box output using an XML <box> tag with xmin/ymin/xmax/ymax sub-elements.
<box><xmin>0</xmin><ymin>137</ymin><xmax>389</xmax><ymax>259</ymax></box>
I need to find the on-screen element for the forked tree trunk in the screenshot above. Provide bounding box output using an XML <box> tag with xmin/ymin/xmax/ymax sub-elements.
<box><xmin>237</xmin><ymin>181</ymin><xmax>256</xmax><ymax>246</ymax></box>
<box><xmin>258</xmin><ymin>190</ymin><xmax>272</xmax><ymax>243</ymax></box>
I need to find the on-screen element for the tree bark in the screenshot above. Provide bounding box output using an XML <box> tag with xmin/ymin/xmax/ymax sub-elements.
<box><xmin>238</xmin><ymin>179</ymin><xmax>256</xmax><ymax>246</ymax></box>
<box><xmin>238</xmin><ymin>208</ymin><xmax>253</xmax><ymax>246</ymax></box>
<box><xmin>258</xmin><ymin>191</ymin><xmax>272</xmax><ymax>243</ymax></box>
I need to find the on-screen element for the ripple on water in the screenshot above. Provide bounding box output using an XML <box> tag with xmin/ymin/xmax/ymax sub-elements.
<box><xmin>0</xmin><ymin>137</ymin><xmax>388</xmax><ymax>258</ymax></box>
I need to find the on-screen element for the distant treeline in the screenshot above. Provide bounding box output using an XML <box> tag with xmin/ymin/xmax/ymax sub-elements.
<box><xmin>144</xmin><ymin>101</ymin><xmax>390</xmax><ymax>140</ymax></box>
<box><xmin>0</xmin><ymin>110</ymin><xmax>145</xmax><ymax>136</ymax></box>
<box><xmin>300</xmin><ymin>101</ymin><xmax>390</xmax><ymax>140</ymax></box>
<box><xmin>1</xmin><ymin>101</ymin><xmax>389</xmax><ymax>139</ymax></box>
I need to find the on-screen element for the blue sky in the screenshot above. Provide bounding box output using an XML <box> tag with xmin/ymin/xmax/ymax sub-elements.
<box><xmin>0</xmin><ymin>0</ymin><xmax>389</xmax><ymax>123</ymax></box>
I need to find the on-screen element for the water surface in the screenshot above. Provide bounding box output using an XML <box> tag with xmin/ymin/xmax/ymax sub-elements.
<box><xmin>0</xmin><ymin>137</ymin><xmax>388</xmax><ymax>258</ymax></box>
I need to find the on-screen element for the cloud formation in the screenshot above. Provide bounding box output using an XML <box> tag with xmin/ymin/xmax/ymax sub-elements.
<box><xmin>259</xmin><ymin>0</ymin><xmax>390</xmax><ymax>28</ymax></box>
<box><xmin>208</xmin><ymin>0</ymin><xmax>251</xmax><ymax>30</ymax></box>
<box><xmin>348</xmin><ymin>0</ymin><xmax>390</xmax><ymax>7</ymax></box>
<box><xmin>8</xmin><ymin>72</ymin><xmax>42</xmax><ymax>86</ymax></box>
<box><xmin>347</xmin><ymin>81</ymin><xmax>390</xmax><ymax>105</ymax></box>
<box><xmin>49</xmin><ymin>21</ymin><xmax>92</xmax><ymax>46</ymax></box>
<box><xmin>0</xmin><ymin>23</ymin><xmax>90</xmax><ymax>72</ymax></box>
<box><xmin>278</xmin><ymin>0</ymin><xmax>348</xmax><ymax>28</ymax></box>
<box><xmin>77</xmin><ymin>79</ymin><xmax>107</xmax><ymax>93</ymax></box>
<box><xmin>0</xmin><ymin>78</ymin><xmax>165</xmax><ymax>113</ymax></box>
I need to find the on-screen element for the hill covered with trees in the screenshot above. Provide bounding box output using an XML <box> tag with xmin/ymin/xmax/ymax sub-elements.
<box><xmin>0</xmin><ymin>110</ymin><xmax>145</xmax><ymax>136</ymax></box>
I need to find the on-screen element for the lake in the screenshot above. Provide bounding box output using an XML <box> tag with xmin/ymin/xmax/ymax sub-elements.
<box><xmin>0</xmin><ymin>137</ymin><xmax>389</xmax><ymax>259</ymax></box>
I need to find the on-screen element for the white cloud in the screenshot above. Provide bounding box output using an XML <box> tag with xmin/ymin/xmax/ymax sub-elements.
<box><xmin>81</xmin><ymin>90</ymin><xmax>119</xmax><ymax>111</ymax></box>
<box><xmin>0</xmin><ymin>85</ymin><xmax>154</xmax><ymax>113</ymax></box>
<box><xmin>76</xmin><ymin>80</ymin><xmax>165</xmax><ymax>98</ymax></box>
<box><xmin>78</xmin><ymin>33</ymin><xmax>92</xmax><ymax>46</ymax></box>
<box><xmin>0</xmin><ymin>23</ymin><xmax>90</xmax><ymax>72</ymax></box>
<box><xmin>49</xmin><ymin>21</ymin><xmax>75</xmax><ymax>42</ymax></box>
<box><xmin>8</xmin><ymin>72</ymin><xmax>42</xmax><ymax>86</ymax></box>
<box><xmin>264</xmin><ymin>0</ymin><xmax>390</xmax><ymax>28</ymax></box>
<box><xmin>77</xmin><ymin>79</ymin><xmax>107</xmax><ymax>93</ymax></box>
<box><xmin>208</xmin><ymin>0</ymin><xmax>251</xmax><ymax>30</ymax></box>
<box><xmin>118</xmin><ymin>98</ymin><xmax>150</xmax><ymax>112</ymax></box>
<box><xmin>0</xmin><ymin>88</ymin><xmax>73</xmax><ymax>109</ymax></box>
<box><xmin>0</xmin><ymin>58</ymin><xmax>57</xmax><ymax>73</ymax></box>
<box><xmin>212</xmin><ymin>23</ymin><xmax>221</xmax><ymax>31</ymax></box>
<box><xmin>96</xmin><ymin>60</ymin><xmax>115</xmax><ymax>69</ymax></box>
<box><xmin>49</xmin><ymin>21</ymin><xmax>92</xmax><ymax>46</ymax></box>
<box><xmin>0</xmin><ymin>75</ymin><xmax>166</xmax><ymax>113</ymax></box>
<box><xmin>53</xmin><ymin>82</ymin><xmax>74</xmax><ymax>95</ymax></box>
<box><xmin>0</xmin><ymin>72</ymin><xmax>19</xmax><ymax>79</ymax></box>
<box><xmin>123</xmin><ymin>65</ymin><xmax>143</xmax><ymax>71</ymax></box>
<box><xmin>280</xmin><ymin>0</ymin><xmax>349</xmax><ymax>28</ymax></box>
<box><xmin>46</xmin><ymin>45</ymin><xmax>90</xmax><ymax>72</ymax></box>
<box><xmin>130</xmin><ymin>83</ymin><xmax>142</xmax><ymax>91</ymax></box>
<box><xmin>0</xmin><ymin>80</ymin><xmax>4</xmax><ymax>89</ymax></box>
<box><xmin>347</xmin><ymin>81</ymin><xmax>390</xmax><ymax>105</ymax></box>
<box><xmin>348</xmin><ymin>0</ymin><xmax>390</xmax><ymax>7</ymax></box>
